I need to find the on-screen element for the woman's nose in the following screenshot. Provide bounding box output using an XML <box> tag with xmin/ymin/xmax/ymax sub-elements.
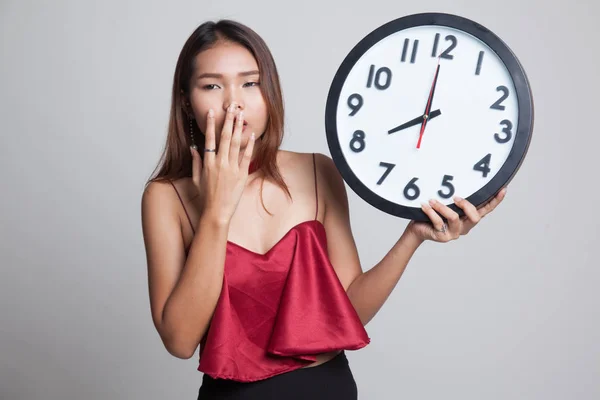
<box><xmin>223</xmin><ymin>101</ymin><xmax>244</xmax><ymax>113</ymax></box>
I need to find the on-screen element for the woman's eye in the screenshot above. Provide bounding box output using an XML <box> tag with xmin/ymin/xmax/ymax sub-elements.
<box><xmin>203</xmin><ymin>84</ymin><xmax>219</xmax><ymax>90</ymax></box>
<box><xmin>244</xmin><ymin>81</ymin><xmax>260</xmax><ymax>88</ymax></box>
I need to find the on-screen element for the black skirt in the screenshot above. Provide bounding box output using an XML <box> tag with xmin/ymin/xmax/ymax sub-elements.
<box><xmin>197</xmin><ymin>351</ymin><xmax>357</xmax><ymax>400</ymax></box>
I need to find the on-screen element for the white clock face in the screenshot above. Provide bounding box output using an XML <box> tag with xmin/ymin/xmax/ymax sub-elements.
<box><xmin>335</xmin><ymin>25</ymin><xmax>519</xmax><ymax>208</ymax></box>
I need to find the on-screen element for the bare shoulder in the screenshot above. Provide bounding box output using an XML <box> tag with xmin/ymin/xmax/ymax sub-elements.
<box><xmin>272</xmin><ymin>150</ymin><xmax>313</xmax><ymax>186</ymax></box>
<box><xmin>275</xmin><ymin>150</ymin><xmax>330</xmax><ymax>187</ymax></box>
<box><xmin>142</xmin><ymin>180</ymin><xmax>175</xmax><ymax>212</ymax></box>
<box><xmin>276</xmin><ymin>149</ymin><xmax>312</xmax><ymax>171</ymax></box>
<box><xmin>312</xmin><ymin>153</ymin><xmax>348</xmax><ymax>210</ymax></box>
<box><xmin>312</xmin><ymin>152</ymin><xmax>341</xmax><ymax>183</ymax></box>
<box><xmin>143</xmin><ymin>180</ymin><xmax>178</xmax><ymax>212</ymax></box>
<box><xmin>141</xmin><ymin>179</ymin><xmax>190</xmax><ymax>231</ymax></box>
<box><xmin>276</xmin><ymin>150</ymin><xmax>336</xmax><ymax>179</ymax></box>
<box><xmin>143</xmin><ymin>177</ymin><xmax>197</xmax><ymax>210</ymax></box>
<box><xmin>277</xmin><ymin>150</ymin><xmax>348</xmax><ymax>215</ymax></box>
<box><xmin>141</xmin><ymin>178</ymin><xmax>191</xmax><ymax>273</ymax></box>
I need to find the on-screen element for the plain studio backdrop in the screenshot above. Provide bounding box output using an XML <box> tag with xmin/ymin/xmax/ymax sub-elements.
<box><xmin>1</xmin><ymin>0</ymin><xmax>598</xmax><ymax>399</ymax></box>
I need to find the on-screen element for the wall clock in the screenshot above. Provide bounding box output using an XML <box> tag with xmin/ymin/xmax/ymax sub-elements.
<box><xmin>325</xmin><ymin>13</ymin><xmax>534</xmax><ymax>221</ymax></box>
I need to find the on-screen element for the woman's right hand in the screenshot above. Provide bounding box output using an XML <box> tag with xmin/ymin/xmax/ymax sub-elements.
<box><xmin>190</xmin><ymin>104</ymin><xmax>256</xmax><ymax>225</ymax></box>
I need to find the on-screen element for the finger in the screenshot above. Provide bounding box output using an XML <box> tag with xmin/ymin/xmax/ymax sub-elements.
<box><xmin>453</xmin><ymin>196</ymin><xmax>480</xmax><ymax>225</ymax></box>
<box><xmin>218</xmin><ymin>103</ymin><xmax>237</xmax><ymax>164</ymax></box>
<box><xmin>478</xmin><ymin>187</ymin><xmax>507</xmax><ymax>218</ymax></box>
<box><xmin>429</xmin><ymin>199</ymin><xmax>460</xmax><ymax>232</ymax></box>
<box><xmin>190</xmin><ymin>146</ymin><xmax>202</xmax><ymax>187</ymax></box>
<box><xmin>204</xmin><ymin>109</ymin><xmax>216</xmax><ymax>165</ymax></box>
<box><xmin>240</xmin><ymin>131</ymin><xmax>256</xmax><ymax>174</ymax></box>
<box><xmin>229</xmin><ymin>110</ymin><xmax>243</xmax><ymax>166</ymax></box>
<box><xmin>420</xmin><ymin>201</ymin><xmax>446</xmax><ymax>233</ymax></box>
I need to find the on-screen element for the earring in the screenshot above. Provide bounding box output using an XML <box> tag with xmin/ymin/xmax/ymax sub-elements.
<box><xmin>189</xmin><ymin>116</ymin><xmax>197</xmax><ymax>150</ymax></box>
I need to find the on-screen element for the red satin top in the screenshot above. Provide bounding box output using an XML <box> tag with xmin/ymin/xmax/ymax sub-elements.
<box><xmin>168</xmin><ymin>154</ymin><xmax>370</xmax><ymax>382</ymax></box>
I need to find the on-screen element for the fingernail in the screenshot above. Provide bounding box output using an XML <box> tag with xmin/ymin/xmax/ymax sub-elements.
<box><xmin>429</xmin><ymin>199</ymin><xmax>436</xmax><ymax>206</ymax></box>
<box><xmin>453</xmin><ymin>196</ymin><xmax>463</xmax><ymax>202</ymax></box>
<box><xmin>229</xmin><ymin>103</ymin><xmax>236</xmax><ymax>112</ymax></box>
<box><xmin>421</xmin><ymin>202</ymin><xmax>429</xmax><ymax>209</ymax></box>
<box><xmin>208</xmin><ymin>109</ymin><xmax>214</xmax><ymax>117</ymax></box>
<box><xmin>239</xmin><ymin>111</ymin><xmax>244</xmax><ymax>120</ymax></box>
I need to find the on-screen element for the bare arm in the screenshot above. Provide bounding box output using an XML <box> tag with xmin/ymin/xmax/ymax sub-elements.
<box><xmin>317</xmin><ymin>153</ymin><xmax>422</xmax><ymax>325</ymax></box>
<box><xmin>142</xmin><ymin>105</ymin><xmax>255</xmax><ymax>359</ymax></box>
<box><xmin>142</xmin><ymin>182</ymin><xmax>229</xmax><ymax>359</ymax></box>
<box><xmin>345</xmin><ymin>231</ymin><xmax>422</xmax><ymax>325</ymax></box>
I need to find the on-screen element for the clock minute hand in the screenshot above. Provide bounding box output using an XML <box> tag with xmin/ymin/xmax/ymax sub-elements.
<box><xmin>388</xmin><ymin>109</ymin><xmax>442</xmax><ymax>134</ymax></box>
<box><xmin>417</xmin><ymin>57</ymin><xmax>442</xmax><ymax>148</ymax></box>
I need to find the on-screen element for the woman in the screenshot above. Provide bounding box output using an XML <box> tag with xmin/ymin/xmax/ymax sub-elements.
<box><xmin>141</xmin><ymin>19</ymin><xmax>506</xmax><ymax>399</ymax></box>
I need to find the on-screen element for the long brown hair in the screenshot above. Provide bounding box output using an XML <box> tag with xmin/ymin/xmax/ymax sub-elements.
<box><xmin>146</xmin><ymin>20</ymin><xmax>291</xmax><ymax>211</ymax></box>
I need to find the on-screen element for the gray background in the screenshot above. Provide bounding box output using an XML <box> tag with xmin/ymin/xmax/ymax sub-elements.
<box><xmin>1</xmin><ymin>0</ymin><xmax>598</xmax><ymax>399</ymax></box>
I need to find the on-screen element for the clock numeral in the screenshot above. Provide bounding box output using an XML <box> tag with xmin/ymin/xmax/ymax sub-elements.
<box><xmin>473</xmin><ymin>154</ymin><xmax>492</xmax><ymax>178</ymax></box>
<box><xmin>347</xmin><ymin>93</ymin><xmax>363</xmax><ymax>116</ymax></box>
<box><xmin>495</xmin><ymin>119</ymin><xmax>513</xmax><ymax>143</ymax></box>
<box><xmin>490</xmin><ymin>86</ymin><xmax>510</xmax><ymax>110</ymax></box>
<box><xmin>401</xmin><ymin>39</ymin><xmax>419</xmax><ymax>63</ymax></box>
<box><xmin>475</xmin><ymin>51</ymin><xmax>485</xmax><ymax>75</ymax></box>
<box><xmin>377</xmin><ymin>162</ymin><xmax>395</xmax><ymax>185</ymax></box>
<box><xmin>403</xmin><ymin>177</ymin><xmax>421</xmax><ymax>200</ymax></box>
<box><xmin>432</xmin><ymin>34</ymin><xmax>457</xmax><ymax>60</ymax></box>
<box><xmin>438</xmin><ymin>175</ymin><xmax>456</xmax><ymax>199</ymax></box>
<box><xmin>349</xmin><ymin>130</ymin><xmax>366</xmax><ymax>153</ymax></box>
<box><xmin>367</xmin><ymin>65</ymin><xmax>392</xmax><ymax>90</ymax></box>
<box><xmin>432</xmin><ymin>34</ymin><xmax>440</xmax><ymax>57</ymax></box>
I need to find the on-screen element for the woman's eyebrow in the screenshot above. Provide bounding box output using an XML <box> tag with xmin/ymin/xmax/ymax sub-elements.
<box><xmin>197</xmin><ymin>70</ymin><xmax>260</xmax><ymax>79</ymax></box>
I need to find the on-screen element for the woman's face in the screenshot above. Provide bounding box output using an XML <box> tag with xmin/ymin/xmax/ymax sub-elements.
<box><xmin>188</xmin><ymin>41</ymin><xmax>268</xmax><ymax>149</ymax></box>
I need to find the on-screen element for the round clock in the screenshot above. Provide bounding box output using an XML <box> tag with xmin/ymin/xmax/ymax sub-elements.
<box><xmin>325</xmin><ymin>13</ymin><xmax>534</xmax><ymax>221</ymax></box>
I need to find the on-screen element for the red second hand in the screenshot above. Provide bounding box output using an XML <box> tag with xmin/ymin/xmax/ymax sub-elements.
<box><xmin>417</xmin><ymin>57</ymin><xmax>441</xmax><ymax>149</ymax></box>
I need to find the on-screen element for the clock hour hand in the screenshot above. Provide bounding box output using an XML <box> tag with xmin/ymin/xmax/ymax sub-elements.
<box><xmin>388</xmin><ymin>109</ymin><xmax>441</xmax><ymax>134</ymax></box>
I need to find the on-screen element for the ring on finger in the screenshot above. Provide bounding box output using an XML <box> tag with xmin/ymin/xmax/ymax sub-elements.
<box><xmin>435</xmin><ymin>223</ymin><xmax>447</xmax><ymax>233</ymax></box>
<box><xmin>204</xmin><ymin>148</ymin><xmax>216</xmax><ymax>152</ymax></box>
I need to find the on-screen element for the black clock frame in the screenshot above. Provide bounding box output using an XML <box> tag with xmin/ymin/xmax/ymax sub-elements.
<box><xmin>325</xmin><ymin>12</ymin><xmax>534</xmax><ymax>221</ymax></box>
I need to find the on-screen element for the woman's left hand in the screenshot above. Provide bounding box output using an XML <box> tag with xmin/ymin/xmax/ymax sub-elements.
<box><xmin>406</xmin><ymin>187</ymin><xmax>508</xmax><ymax>243</ymax></box>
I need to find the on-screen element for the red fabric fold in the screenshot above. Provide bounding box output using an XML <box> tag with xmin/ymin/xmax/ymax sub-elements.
<box><xmin>197</xmin><ymin>220</ymin><xmax>370</xmax><ymax>382</ymax></box>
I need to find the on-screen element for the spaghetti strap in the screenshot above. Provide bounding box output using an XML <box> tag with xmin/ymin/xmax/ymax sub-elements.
<box><xmin>167</xmin><ymin>180</ymin><xmax>196</xmax><ymax>234</ymax></box>
<box><xmin>312</xmin><ymin>153</ymin><xmax>319</xmax><ymax>221</ymax></box>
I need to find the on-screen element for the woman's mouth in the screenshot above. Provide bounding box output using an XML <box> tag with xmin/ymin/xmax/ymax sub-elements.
<box><xmin>234</xmin><ymin>116</ymin><xmax>248</xmax><ymax>132</ymax></box>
